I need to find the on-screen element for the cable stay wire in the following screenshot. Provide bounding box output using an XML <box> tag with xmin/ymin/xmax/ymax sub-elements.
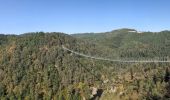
<box><xmin>62</xmin><ymin>45</ymin><xmax>170</xmax><ymax>63</ymax></box>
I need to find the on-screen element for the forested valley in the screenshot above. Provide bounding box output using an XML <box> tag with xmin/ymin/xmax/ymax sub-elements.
<box><xmin>0</xmin><ymin>29</ymin><xmax>170</xmax><ymax>100</ymax></box>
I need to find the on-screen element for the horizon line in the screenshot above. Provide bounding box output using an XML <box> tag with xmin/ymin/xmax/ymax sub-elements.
<box><xmin>1</xmin><ymin>28</ymin><xmax>170</xmax><ymax>35</ymax></box>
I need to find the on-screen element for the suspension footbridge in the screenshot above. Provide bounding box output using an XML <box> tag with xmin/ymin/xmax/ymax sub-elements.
<box><xmin>62</xmin><ymin>45</ymin><xmax>170</xmax><ymax>63</ymax></box>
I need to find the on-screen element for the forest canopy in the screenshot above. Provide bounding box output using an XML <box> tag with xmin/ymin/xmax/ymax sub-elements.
<box><xmin>0</xmin><ymin>30</ymin><xmax>170</xmax><ymax>100</ymax></box>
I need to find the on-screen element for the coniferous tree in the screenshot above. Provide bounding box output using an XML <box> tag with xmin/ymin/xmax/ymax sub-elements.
<box><xmin>164</xmin><ymin>67</ymin><xmax>170</xmax><ymax>82</ymax></box>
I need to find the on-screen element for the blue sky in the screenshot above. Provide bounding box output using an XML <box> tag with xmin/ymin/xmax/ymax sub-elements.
<box><xmin>0</xmin><ymin>0</ymin><xmax>170</xmax><ymax>34</ymax></box>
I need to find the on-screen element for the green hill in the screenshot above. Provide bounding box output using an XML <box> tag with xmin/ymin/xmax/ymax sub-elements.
<box><xmin>73</xmin><ymin>29</ymin><xmax>170</xmax><ymax>59</ymax></box>
<box><xmin>0</xmin><ymin>30</ymin><xmax>170</xmax><ymax>100</ymax></box>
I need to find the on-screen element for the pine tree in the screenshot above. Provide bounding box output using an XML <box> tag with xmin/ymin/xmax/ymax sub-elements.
<box><xmin>164</xmin><ymin>67</ymin><xmax>170</xmax><ymax>83</ymax></box>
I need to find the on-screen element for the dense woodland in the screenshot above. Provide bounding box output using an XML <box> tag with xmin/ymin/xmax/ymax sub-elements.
<box><xmin>0</xmin><ymin>29</ymin><xmax>170</xmax><ymax>100</ymax></box>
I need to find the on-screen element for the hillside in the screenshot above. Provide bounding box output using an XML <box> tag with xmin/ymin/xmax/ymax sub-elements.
<box><xmin>73</xmin><ymin>29</ymin><xmax>170</xmax><ymax>99</ymax></box>
<box><xmin>0</xmin><ymin>30</ymin><xmax>170</xmax><ymax>100</ymax></box>
<box><xmin>73</xmin><ymin>29</ymin><xmax>170</xmax><ymax>59</ymax></box>
<box><xmin>0</xmin><ymin>32</ymin><xmax>117</xmax><ymax>100</ymax></box>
